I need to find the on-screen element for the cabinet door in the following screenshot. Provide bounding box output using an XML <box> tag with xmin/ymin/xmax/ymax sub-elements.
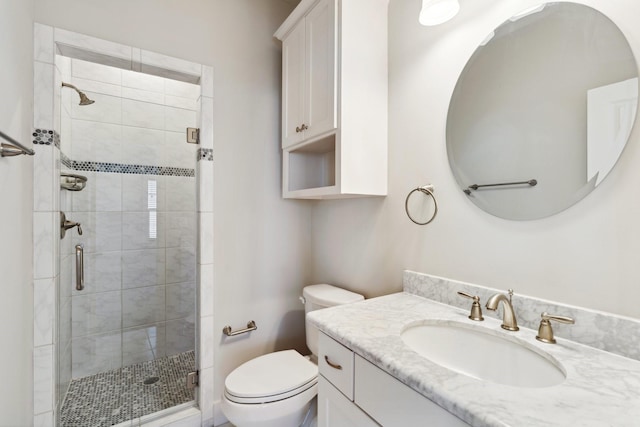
<box><xmin>282</xmin><ymin>20</ymin><xmax>306</xmax><ymax>148</ymax></box>
<box><xmin>355</xmin><ymin>356</ymin><xmax>470</xmax><ymax>427</ymax></box>
<box><xmin>304</xmin><ymin>0</ymin><xmax>337</xmax><ymax>141</ymax></box>
<box><xmin>318</xmin><ymin>376</ymin><xmax>379</xmax><ymax>427</ymax></box>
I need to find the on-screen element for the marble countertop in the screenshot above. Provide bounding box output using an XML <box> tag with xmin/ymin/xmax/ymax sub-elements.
<box><xmin>308</xmin><ymin>292</ymin><xmax>640</xmax><ymax>427</ymax></box>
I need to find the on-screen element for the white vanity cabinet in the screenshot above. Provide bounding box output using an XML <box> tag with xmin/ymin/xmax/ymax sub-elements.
<box><xmin>318</xmin><ymin>332</ymin><xmax>378</xmax><ymax>426</ymax></box>
<box><xmin>318</xmin><ymin>332</ymin><xmax>470</xmax><ymax>426</ymax></box>
<box><xmin>274</xmin><ymin>0</ymin><xmax>388</xmax><ymax>199</ymax></box>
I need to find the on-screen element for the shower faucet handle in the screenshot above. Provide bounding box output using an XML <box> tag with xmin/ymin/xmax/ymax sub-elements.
<box><xmin>457</xmin><ymin>291</ymin><xmax>484</xmax><ymax>321</ymax></box>
<box><xmin>60</xmin><ymin>212</ymin><xmax>83</xmax><ymax>238</ymax></box>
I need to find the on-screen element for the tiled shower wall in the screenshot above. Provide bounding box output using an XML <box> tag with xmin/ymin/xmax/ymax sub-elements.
<box><xmin>34</xmin><ymin>24</ymin><xmax>216</xmax><ymax>426</ymax></box>
<box><xmin>58</xmin><ymin>57</ymin><xmax>199</xmax><ymax>379</ymax></box>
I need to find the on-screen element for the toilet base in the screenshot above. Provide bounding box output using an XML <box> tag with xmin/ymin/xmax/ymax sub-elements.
<box><xmin>221</xmin><ymin>382</ymin><xmax>317</xmax><ymax>427</ymax></box>
<box><xmin>300</xmin><ymin>396</ymin><xmax>317</xmax><ymax>427</ymax></box>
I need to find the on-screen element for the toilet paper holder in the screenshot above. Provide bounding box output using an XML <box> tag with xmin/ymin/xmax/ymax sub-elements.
<box><xmin>223</xmin><ymin>320</ymin><xmax>257</xmax><ymax>337</ymax></box>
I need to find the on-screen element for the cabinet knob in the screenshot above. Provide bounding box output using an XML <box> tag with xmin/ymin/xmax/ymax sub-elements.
<box><xmin>301</xmin><ymin>124</ymin><xmax>308</xmax><ymax>131</ymax></box>
<box><xmin>295</xmin><ymin>126</ymin><xmax>301</xmax><ymax>133</ymax></box>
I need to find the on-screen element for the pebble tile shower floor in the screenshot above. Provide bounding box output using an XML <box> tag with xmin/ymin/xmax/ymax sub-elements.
<box><xmin>60</xmin><ymin>351</ymin><xmax>195</xmax><ymax>426</ymax></box>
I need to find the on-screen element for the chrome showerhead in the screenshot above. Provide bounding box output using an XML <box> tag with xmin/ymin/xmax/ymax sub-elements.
<box><xmin>62</xmin><ymin>82</ymin><xmax>95</xmax><ymax>106</ymax></box>
<box><xmin>78</xmin><ymin>92</ymin><xmax>95</xmax><ymax>106</ymax></box>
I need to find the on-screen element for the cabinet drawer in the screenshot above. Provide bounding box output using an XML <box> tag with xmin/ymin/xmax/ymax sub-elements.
<box><xmin>318</xmin><ymin>332</ymin><xmax>355</xmax><ymax>400</ymax></box>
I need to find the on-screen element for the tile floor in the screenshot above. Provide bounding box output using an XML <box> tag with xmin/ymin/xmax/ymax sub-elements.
<box><xmin>60</xmin><ymin>350</ymin><xmax>195</xmax><ymax>426</ymax></box>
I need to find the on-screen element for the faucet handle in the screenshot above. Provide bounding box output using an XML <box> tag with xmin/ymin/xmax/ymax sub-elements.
<box><xmin>536</xmin><ymin>312</ymin><xmax>575</xmax><ymax>344</ymax></box>
<box><xmin>457</xmin><ymin>291</ymin><xmax>484</xmax><ymax>321</ymax></box>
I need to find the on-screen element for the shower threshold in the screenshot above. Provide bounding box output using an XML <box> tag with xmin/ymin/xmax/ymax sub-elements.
<box><xmin>60</xmin><ymin>350</ymin><xmax>196</xmax><ymax>427</ymax></box>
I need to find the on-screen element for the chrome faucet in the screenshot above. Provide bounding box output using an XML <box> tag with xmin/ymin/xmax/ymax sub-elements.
<box><xmin>485</xmin><ymin>289</ymin><xmax>519</xmax><ymax>331</ymax></box>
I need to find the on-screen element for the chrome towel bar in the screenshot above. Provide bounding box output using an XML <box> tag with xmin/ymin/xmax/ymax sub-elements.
<box><xmin>0</xmin><ymin>129</ymin><xmax>35</xmax><ymax>157</ymax></box>
<box><xmin>223</xmin><ymin>320</ymin><xmax>257</xmax><ymax>337</ymax></box>
<box><xmin>464</xmin><ymin>179</ymin><xmax>537</xmax><ymax>195</ymax></box>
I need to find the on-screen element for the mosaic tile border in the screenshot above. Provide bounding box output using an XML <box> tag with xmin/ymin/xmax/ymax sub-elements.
<box><xmin>198</xmin><ymin>148</ymin><xmax>213</xmax><ymax>161</ymax></box>
<box><xmin>32</xmin><ymin>128</ymin><xmax>60</xmax><ymax>148</ymax></box>
<box><xmin>38</xmin><ymin>127</ymin><xmax>197</xmax><ymax>177</ymax></box>
<box><xmin>72</xmin><ymin>160</ymin><xmax>195</xmax><ymax>177</ymax></box>
<box><xmin>59</xmin><ymin>151</ymin><xmax>195</xmax><ymax>177</ymax></box>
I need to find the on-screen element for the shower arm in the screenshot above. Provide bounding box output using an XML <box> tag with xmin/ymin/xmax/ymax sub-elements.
<box><xmin>61</xmin><ymin>82</ymin><xmax>95</xmax><ymax>105</ymax></box>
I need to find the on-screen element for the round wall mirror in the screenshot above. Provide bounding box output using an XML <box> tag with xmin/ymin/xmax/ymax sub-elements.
<box><xmin>447</xmin><ymin>2</ymin><xmax>639</xmax><ymax>220</ymax></box>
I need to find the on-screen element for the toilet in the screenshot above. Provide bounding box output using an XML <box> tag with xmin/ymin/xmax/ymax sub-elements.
<box><xmin>221</xmin><ymin>284</ymin><xmax>364</xmax><ymax>427</ymax></box>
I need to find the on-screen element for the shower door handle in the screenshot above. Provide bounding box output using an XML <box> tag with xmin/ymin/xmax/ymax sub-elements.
<box><xmin>75</xmin><ymin>244</ymin><xmax>84</xmax><ymax>291</ymax></box>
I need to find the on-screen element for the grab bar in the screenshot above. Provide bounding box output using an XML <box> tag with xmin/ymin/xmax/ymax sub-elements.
<box><xmin>464</xmin><ymin>179</ymin><xmax>537</xmax><ymax>195</ymax></box>
<box><xmin>0</xmin><ymin>129</ymin><xmax>35</xmax><ymax>157</ymax></box>
<box><xmin>223</xmin><ymin>320</ymin><xmax>257</xmax><ymax>337</ymax></box>
<box><xmin>75</xmin><ymin>244</ymin><xmax>84</xmax><ymax>291</ymax></box>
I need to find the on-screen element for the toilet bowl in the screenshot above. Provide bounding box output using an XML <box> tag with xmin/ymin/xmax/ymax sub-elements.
<box><xmin>221</xmin><ymin>284</ymin><xmax>364</xmax><ymax>427</ymax></box>
<box><xmin>222</xmin><ymin>350</ymin><xmax>317</xmax><ymax>427</ymax></box>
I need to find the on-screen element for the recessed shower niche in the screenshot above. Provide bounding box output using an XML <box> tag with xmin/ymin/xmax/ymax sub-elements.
<box><xmin>32</xmin><ymin>25</ymin><xmax>214</xmax><ymax>426</ymax></box>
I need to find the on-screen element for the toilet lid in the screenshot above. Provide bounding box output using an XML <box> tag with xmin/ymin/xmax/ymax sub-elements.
<box><xmin>225</xmin><ymin>350</ymin><xmax>318</xmax><ymax>401</ymax></box>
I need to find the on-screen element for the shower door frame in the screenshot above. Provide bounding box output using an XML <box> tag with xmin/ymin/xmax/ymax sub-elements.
<box><xmin>32</xmin><ymin>24</ymin><xmax>215</xmax><ymax>426</ymax></box>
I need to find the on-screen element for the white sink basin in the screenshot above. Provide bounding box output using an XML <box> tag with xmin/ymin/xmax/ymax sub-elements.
<box><xmin>401</xmin><ymin>322</ymin><xmax>565</xmax><ymax>388</ymax></box>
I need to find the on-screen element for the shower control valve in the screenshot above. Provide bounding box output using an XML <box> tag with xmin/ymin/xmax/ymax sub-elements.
<box><xmin>60</xmin><ymin>211</ymin><xmax>83</xmax><ymax>239</ymax></box>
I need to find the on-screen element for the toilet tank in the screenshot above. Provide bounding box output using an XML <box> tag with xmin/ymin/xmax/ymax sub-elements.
<box><xmin>302</xmin><ymin>284</ymin><xmax>364</xmax><ymax>357</ymax></box>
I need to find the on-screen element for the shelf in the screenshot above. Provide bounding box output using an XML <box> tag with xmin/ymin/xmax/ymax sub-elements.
<box><xmin>285</xmin><ymin>134</ymin><xmax>336</xmax><ymax>194</ymax></box>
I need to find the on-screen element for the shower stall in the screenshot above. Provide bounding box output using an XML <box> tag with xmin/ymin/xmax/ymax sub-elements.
<box><xmin>32</xmin><ymin>25</ymin><xmax>215</xmax><ymax>426</ymax></box>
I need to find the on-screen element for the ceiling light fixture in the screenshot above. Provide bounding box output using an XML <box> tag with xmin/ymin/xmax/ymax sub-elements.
<box><xmin>419</xmin><ymin>0</ymin><xmax>460</xmax><ymax>26</ymax></box>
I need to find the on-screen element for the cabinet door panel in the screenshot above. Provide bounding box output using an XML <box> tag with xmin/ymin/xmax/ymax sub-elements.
<box><xmin>305</xmin><ymin>0</ymin><xmax>337</xmax><ymax>140</ymax></box>
<box><xmin>282</xmin><ymin>20</ymin><xmax>306</xmax><ymax>148</ymax></box>
<box><xmin>318</xmin><ymin>376</ymin><xmax>379</xmax><ymax>427</ymax></box>
<box><xmin>355</xmin><ymin>356</ymin><xmax>470</xmax><ymax>427</ymax></box>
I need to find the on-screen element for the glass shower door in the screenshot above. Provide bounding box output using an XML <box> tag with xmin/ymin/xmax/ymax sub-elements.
<box><xmin>57</xmin><ymin>55</ymin><xmax>199</xmax><ymax>426</ymax></box>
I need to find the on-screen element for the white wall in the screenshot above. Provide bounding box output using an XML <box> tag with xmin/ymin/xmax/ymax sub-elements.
<box><xmin>0</xmin><ymin>0</ymin><xmax>35</xmax><ymax>425</ymax></box>
<box><xmin>311</xmin><ymin>0</ymin><xmax>640</xmax><ymax>319</ymax></box>
<box><xmin>34</xmin><ymin>0</ymin><xmax>312</xmax><ymax>412</ymax></box>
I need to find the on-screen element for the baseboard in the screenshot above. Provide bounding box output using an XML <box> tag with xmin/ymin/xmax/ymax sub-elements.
<box><xmin>212</xmin><ymin>400</ymin><xmax>229</xmax><ymax>426</ymax></box>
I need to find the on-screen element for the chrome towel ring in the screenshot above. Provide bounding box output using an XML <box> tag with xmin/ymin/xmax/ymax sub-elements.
<box><xmin>405</xmin><ymin>185</ymin><xmax>438</xmax><ymax>225</ymax></box>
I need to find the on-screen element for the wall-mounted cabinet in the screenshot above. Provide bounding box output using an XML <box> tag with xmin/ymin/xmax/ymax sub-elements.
<box><xmin>281</xmin><ymin>0</ymin><xmax>336</xmax><ymax>149</ymax></box>
<box><xmin>275</xmin><ymin>0</ymin><xmax>388</xmax><ymax>199</ymax></box>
